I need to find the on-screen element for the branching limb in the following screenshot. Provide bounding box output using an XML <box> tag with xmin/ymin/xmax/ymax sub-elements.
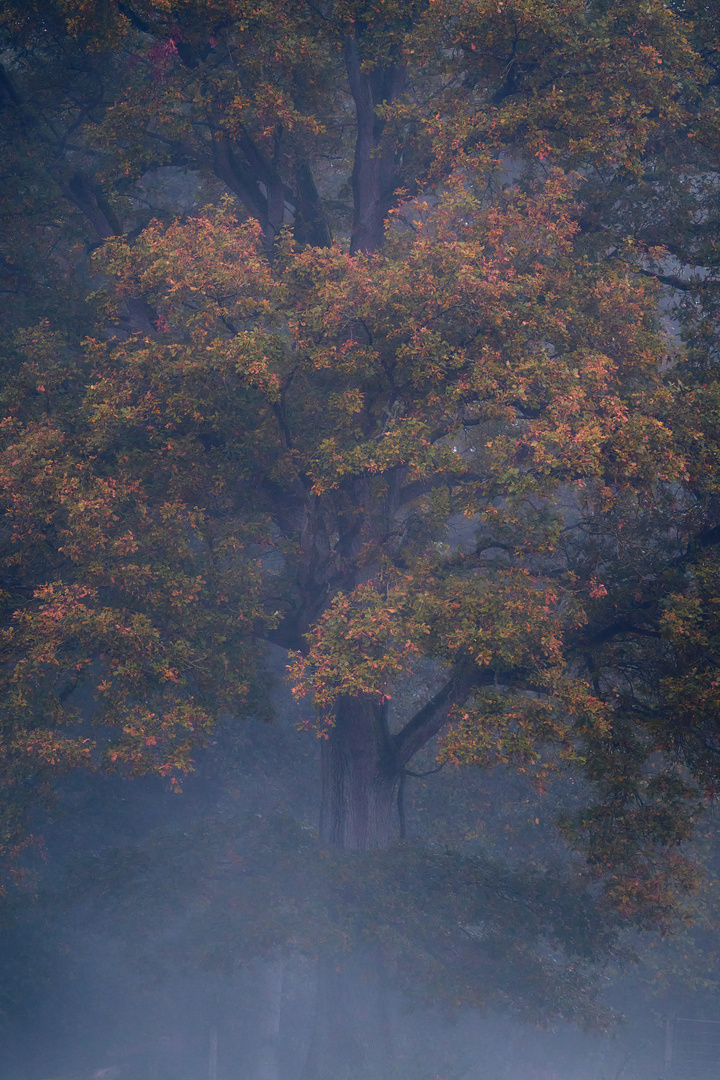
<box><xmin>394</xmin><ymin>661</ymin><xmax>488</xmax><ymax>764</ymax></box>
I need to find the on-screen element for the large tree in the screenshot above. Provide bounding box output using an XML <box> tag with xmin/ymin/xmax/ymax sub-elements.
<box><xmin>2</xmin><ymin>0</ymin><xmax>720</xmax><ymax>1070</ymax></box>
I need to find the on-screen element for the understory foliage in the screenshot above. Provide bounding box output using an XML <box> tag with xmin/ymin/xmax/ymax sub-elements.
<box><xmin>59</xmin><ymin>806</ymin><xmax>623</xmax><ymax>1028</ymax></box>
<box><xmin>1</xmin><ymin>0</ymin><xmax>720</xmax><ymax>1018</ymax></box>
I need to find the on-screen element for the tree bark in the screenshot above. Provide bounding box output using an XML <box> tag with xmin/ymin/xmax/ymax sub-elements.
<box><xmin>344</xmin><ymin>35</ymin><xmax>407</xmax><ymax>255</ymax></box>
<box><xmin>298</xmin><ymin>672</ymin><xmax>478</xmax><ymax>1079</ymax></box>
<box><xmin>320</xmin><ymin>694</ymin><xmax>402</xmax><ymax>850</ymax></box>
<box><xmin>296</xmin><ymin>696</ymin><xmax>401</xmax><ymax>1079</ymax></box>
<box><xmin>318</xmin><ymin>664</ymin><xmax>480</xmax><ymax>851</ymax></box>
<box><xmin>299</xmin><ymin>654</ymin><xmax>478</xmax><ymax>1077</ymax></box>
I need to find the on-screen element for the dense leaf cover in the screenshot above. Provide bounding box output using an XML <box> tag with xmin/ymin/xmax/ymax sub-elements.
<box><xmin>0</xmin><ymin>0</ymin><xmax>719</xmax><ymax>953</ymax></box>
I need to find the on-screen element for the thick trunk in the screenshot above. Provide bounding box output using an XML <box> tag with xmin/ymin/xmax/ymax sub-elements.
<box><xmin>300</xmin><ymin>671</ymin><xmax>477</xmax><ymax>1078</ymax></box>
<box><xmin>320</xmin><ymin>694</ymin><xmax>402</xmax><ymax>850</ymax></box>
<box><xmin>319</xmin><ymin>663</ymin><xmax>479</xmax><ymax>848</ymax></box>
<box><xmin>299</xmin><ymin>696</ymin><xmax>400</xmax><ymax>1079</ymax></box>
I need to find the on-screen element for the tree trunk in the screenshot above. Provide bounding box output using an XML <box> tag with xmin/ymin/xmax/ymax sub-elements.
<box><xmin>298</xmin><ymin>695</ymin><xmax>401</xmax><ymax>1079</ymax></box>
<box><xmin>320</xmin><ymin>694</ymin><xmax>402</xmax><ymax>850</ymax></box>
<box><xmin>344</xmin><ymin>36</ymin><xmax>407</xmax><ymax>256</ymax></box>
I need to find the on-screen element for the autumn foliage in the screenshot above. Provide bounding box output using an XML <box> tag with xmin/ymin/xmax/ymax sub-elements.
<box><xmin>0</xmin><ymin>0</ymin><xmax>719</xmax><ymax>941</ymax></box>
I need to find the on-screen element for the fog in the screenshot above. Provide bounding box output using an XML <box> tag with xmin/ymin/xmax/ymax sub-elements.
<box><xmin>3</xmin><ymin>2</ymin><xmax>720</xmax><ymax>1077</ymax></box>
<box><xmin>2</xmin><ymin>654</ymin><xmax>716</xmax><ymax>1080</ymax></box>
